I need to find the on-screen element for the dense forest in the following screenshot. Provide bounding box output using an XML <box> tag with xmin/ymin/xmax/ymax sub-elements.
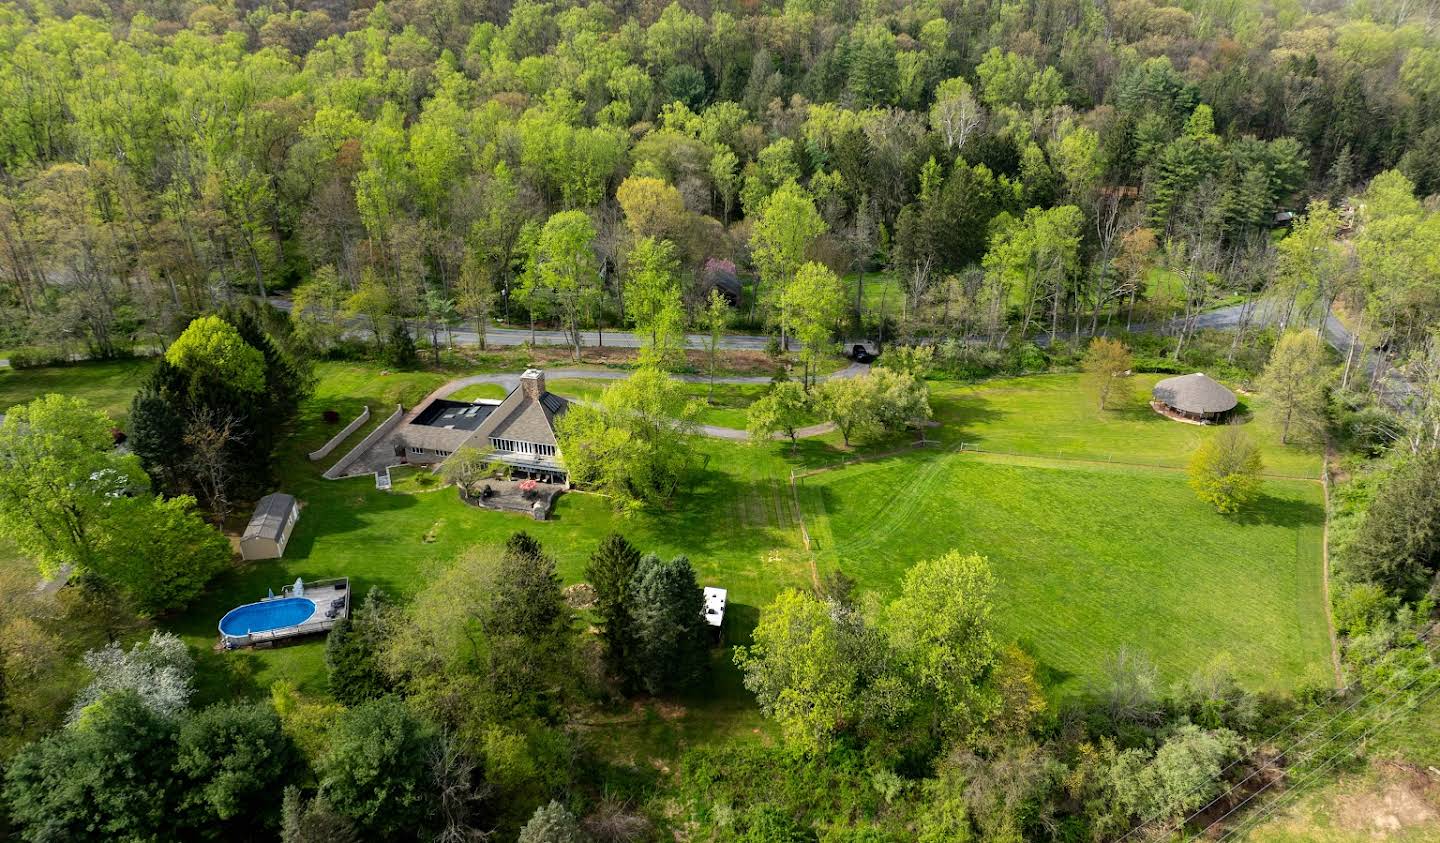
<box><xmin>1</xmin><ymin>0</ymin><xmax>1438</xmax><ymax>363</ymax></box>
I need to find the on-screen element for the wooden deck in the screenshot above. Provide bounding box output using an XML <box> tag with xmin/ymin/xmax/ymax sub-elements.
<box><xmin>220</xmin><ymin>577</ymin><xmax>351</xmax><ymax>649</ymax></box>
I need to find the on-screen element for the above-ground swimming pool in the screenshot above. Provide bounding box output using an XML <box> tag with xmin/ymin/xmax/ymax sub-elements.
<box><xmin>218</xmin><ymin>597</ymin><xmax>317</xmax><ymax>638</ymax></box>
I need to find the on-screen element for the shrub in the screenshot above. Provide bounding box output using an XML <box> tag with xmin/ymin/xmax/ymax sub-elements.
<box><xmin>7</xmin><ymin>346</ymin><xmax>68</xmax><ymax>369</ymax></box>
<box><xmin>69</xmin><ymin>631</ymin><xmax>194</xmax><ymax>723</ymax></box>
<box><xmin>1187</xmin><ymin>426</ymin><xmax>1264</xmax><ymax>514</ymax></box>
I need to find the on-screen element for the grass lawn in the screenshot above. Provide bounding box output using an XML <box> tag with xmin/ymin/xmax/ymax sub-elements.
<box><xmin>446</xmin><ymin>383</ymin><xmax>509</xmax><ymax>402</ymax></box>
<box><xmin>796</xmin><ymin>450</ymin><xmax>1331</xmax><ymax>695</ymax></box>
<box><xmin>931</xmin><ymin>372</ymin><xmax>1324</xmax><ymax>479</ymax></box>
<box><xmin>166</xmin><ymin>411</ymin><xmax>813</xmax><ymax>706</ymax></box>
<box><xmin>0</xmin><ymin>358</ymin><xmax>154</xmax><ymax>421</ymax></box>
<box><xmin>4</xmin><ymin>355</ymin><xmax>1335</xmax><ymax>758</ymax></box>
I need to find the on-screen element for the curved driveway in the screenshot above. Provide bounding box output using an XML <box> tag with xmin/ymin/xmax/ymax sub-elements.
<box><xmin>415</xmin><ymin>362</ymin><xmax>871</xmax><ymax>441</ymax></box>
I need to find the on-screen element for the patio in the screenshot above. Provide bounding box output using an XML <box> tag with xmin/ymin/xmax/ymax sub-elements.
<box><xmin>459</xmin><ymin>478</ymin><xmax>565</xmax><ymax>520</ymax></box>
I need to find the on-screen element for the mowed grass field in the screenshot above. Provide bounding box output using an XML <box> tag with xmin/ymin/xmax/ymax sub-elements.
<box><xmin>0</xmin><ymin>358</ymin><xmax>153</xmax><ymax>421</ymax></box>
<box><xmin>932</xmin><ymin>373</ymin><xmax>1323</xmax><ymax>478</ymax></box>
<box><xmin>547</xmin><ymin>377</ymin><xmax>819</xmax><ymax>430</ymax></box>
<box><xmin>797</xmin><ymin>451</ymin><xmax>1331</xmax><ymax>694</ymax></box>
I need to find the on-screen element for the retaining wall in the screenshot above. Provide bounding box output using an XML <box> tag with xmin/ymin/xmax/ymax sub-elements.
<box><xmin>323</xmin><ymin>403</ymin><xmax>404</xmax><ymax>479</ymax></box>
<box><xmin>308</xmin><ymin>405</ymin><xmax>371</xmax><ymax>461</ymax></box>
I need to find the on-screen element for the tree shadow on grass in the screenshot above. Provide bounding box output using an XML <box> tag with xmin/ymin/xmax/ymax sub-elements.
<box><xmin>721</xmin><ymin>602</ymin><xmax>761</xmax><ymax>648</ymax></box>
<box><xmin>189</xmin><ymin>644</ymin><xmax>265</xmax><ymax>704</ymax></box>
<box><xmin>1011</xmin><ymin>636</ymin><xmax>1077</xmax><ymax>690</ymax></box>
<box><xmin>283</xmin><ymin>478</ymin><xmax>424</xmax><ymax>551</ymax></box>
<box><xmin>650</xmin><ymin>465</ymin><xmax>805</xmax><ymax>562</ymax></box>
<box><xmin>1233</xmin><ymin>490</ymin><xmax>1326</xmax><ymax>528</ymax></box>
<box><xmin>930</xmin><ymin>393</ymin><xmax>1006</xmax><ymax>447</ymax></box>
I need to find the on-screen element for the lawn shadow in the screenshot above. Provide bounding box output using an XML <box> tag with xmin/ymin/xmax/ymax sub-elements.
<box><xmin>189</xmin><ymin>644</ymin><xmax>265</xmax><ymax>704</ymax></box>
<box><xmin>287</xmin><ymin>396</ymin><xmax>373</xmax><ymax>457</ymax></box>
<box><xmin>659</xmin><ymin>464</ymin><xmax>804</xmax><ymax>559</ymax></box>
<box><xmin>932</xmin><ymin>392</ymin><xmax>1007</xmax><ymax>447</ymax></box>
<box><xmin>721</xmin><ymin>602</ymin><xmax>761</xmax><ymax>648</ymax></box>
<box><xmin>282</xmin><ymin>479</ymin><xmax>423</xmax><ymax>552</ymax></box>
<box><xmin>1011</xmin><ymin>636</ymin><xmax>1076</xmax><ymax>690</ymax></box>
<box><xmin>1233</xmin><ymin>490</ymin><xmax>1326</xmax><ymax>528</ymax></box>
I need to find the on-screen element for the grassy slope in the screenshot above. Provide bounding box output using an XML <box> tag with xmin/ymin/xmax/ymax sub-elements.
<box><xmin>169</xmin><ymin>425</ymin><xmax>811</xmax><ymax>703</ymax></box>
<box><xmin>795</xmin><ymin>372</ymin><xmax>1329</xmax><ymax>694</ymax></box>
<box><xmin>1</xmin><ymin>358</ymin><xmax>1332</xmax><ymax>751</ymax></box>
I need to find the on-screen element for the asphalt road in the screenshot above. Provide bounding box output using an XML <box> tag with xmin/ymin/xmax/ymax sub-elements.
<box><xmin>265</xmin><ymin>297</ymin><xmax>783</xmax><ymax>351</ymax></box>
<box><xmin>265</xmin><ymin>296</ymin><xmax>1415</xmax><ymax>409</ymax></box>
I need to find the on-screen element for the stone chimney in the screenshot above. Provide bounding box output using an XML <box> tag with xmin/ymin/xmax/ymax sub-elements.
<box><xmin>520</xmin><ymin>368</ymin><xmax>545</xmax><ymax>401</ymax></box>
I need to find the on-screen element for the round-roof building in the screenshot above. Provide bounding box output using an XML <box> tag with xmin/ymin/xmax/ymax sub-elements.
<box><xmin>1151</xmin><ymin>373</ymin><xmax>1237</xmax><ymax>423</ymax></box>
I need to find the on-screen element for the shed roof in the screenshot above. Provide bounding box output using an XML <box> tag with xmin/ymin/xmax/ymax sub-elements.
<box><xmin>1152</xmin><ymin>373</ymin><xmax>1238</xmax><ymax>415</ymax></box>
<box><xmin>244</xmin><ymin>493</ymin><xmax>296</xmax><ymax>542</ymax></box>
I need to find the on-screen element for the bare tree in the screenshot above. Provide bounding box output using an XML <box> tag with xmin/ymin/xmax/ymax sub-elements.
<box><xmin>183</xmin><ymin>407</ymin><xmax>244</xmax><ymax>526</ymax></box>
<box><xmin>429</xmin><ymin>730</ymin><xmax>492</xmax><ymax>843</ymax></box>
<box><xmin>1086</xmin><ymin>191</ymin><xmax>1128</xmax><ymax>337</ymax></box>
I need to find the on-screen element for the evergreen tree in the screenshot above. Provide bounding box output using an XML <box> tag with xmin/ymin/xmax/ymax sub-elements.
<box><xmin>486</xmin><ymin>532</ymin><xmax>573</xmax><ymax>710</ymax></box>
<box><xmin>128</xmin><ymin>310</ymin><xmax>312</xmax><ymax>506</ymax></box>
<box><xmin>384</xmin><ymin>321</ymin><xmax>418</xmax><ymax>368</ymax></box>
<box><xmin>325</xmin><ymin>588</ymin><xmax>394</xmax><ymax>707</ymax></box>
<box><xmin>127</xmin><ymin>377</ymin><xmax>187</xmax><ymax>492</ymax></box>
<box><xmin>586</xmin><ymin>533</ymin><xmax>643</xmax><ymax>687</ymax></box>
<box><xmin>628</xmin><ymin>554</ymin><xmax>708</xmax><ymax>695</ymax></box>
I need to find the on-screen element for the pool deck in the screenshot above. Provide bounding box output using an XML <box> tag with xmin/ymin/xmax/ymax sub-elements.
<box><xmin>220</xmin><ymin>577</ymin><xmax>351</xmax><ymax>648</ymax></box>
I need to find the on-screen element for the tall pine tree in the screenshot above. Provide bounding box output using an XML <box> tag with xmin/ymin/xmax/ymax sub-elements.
<box><xmin>586</xmin><ymin>533</ymin><xmax>642</xmax><ymax>687</ymax></box>
<box><xmin>628</xmin><ymin>554</ymin><xmax>708</xmax><ymax>695</ymax></box>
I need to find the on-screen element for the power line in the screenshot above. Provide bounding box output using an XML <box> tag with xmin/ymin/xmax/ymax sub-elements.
<box><xmin>1116</xmin><ymin>639</ymin><xmax>1439</xmax><ymax>842</ymax></box>
<box><xmin>1171</xmin><ymin>645</ymin><xmax>1438</xmax><ymax>833</ymax></box>
<box><xmin>1209</xmin><ymin>677</ymin><xmax>1440</xmax><ymax>842</ymax></box>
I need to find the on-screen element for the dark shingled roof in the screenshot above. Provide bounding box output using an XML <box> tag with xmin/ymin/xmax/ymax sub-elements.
<box><xmin>1152</xmin><ymin>373</ymin><xmax>1238</xmax><ymax>415</ymax></box>
<box><xmin>488</xmin><ymin>395</ymin><xmax>567</xmax><ymax>446</ymax></box>
<box><xmin>244</xmin><ymin>493</ymin><xmax>296</xmax><ymax>542</ymax></box>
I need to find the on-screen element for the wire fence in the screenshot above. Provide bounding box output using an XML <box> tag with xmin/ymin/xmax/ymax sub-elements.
<box><xmin>951</xmin><ymin>442</ymin><xmax>1322</xmax><ymax>482</ymax></box>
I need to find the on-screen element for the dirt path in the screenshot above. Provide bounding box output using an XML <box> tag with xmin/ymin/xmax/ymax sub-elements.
<box><xmin>1320</xmin><ymin>446</ymin><xmax>1347</xmax><ymax>689</ymax></box>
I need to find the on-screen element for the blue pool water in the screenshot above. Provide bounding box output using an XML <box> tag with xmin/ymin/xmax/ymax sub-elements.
<box><xmin>219</xmin><ymin>597</ymin><xmax>316</xmax><ymax>637</ymax></box>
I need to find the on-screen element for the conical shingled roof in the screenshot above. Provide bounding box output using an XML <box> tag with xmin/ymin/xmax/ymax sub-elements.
<box><xmin>1152</xmin><ymin>373</ymin><xmax>1237</xmax><ymax>415</ymax></box>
